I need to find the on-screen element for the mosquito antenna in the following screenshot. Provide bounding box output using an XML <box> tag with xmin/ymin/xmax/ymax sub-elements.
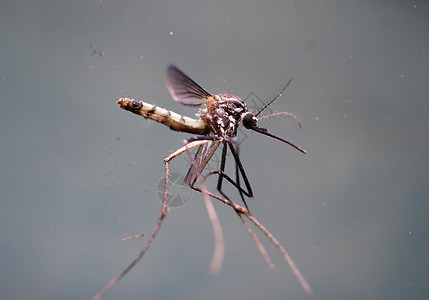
<box><xmin>258</xmin><ymin>111</ymin><xmax>302</xmax><ymax>129</ymax></box>
<box><xmin>255</xmin><ymin>79</ymin><xmax>293</xmax><ymax>118</ymax></box>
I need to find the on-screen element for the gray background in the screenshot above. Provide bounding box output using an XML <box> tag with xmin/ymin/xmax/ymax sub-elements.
<box><xmin>1</xmin><ymin>1</ymin><xmax>428</xmax><ymax>299</ymax></box>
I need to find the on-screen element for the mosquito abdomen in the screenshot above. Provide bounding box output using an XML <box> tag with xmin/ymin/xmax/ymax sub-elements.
<box><xmin>118</xmin><ymin>98</ymin><xmax>210</xmax><ymax>135</ymax></box>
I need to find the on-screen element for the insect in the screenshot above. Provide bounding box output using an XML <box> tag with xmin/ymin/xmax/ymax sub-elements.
<box><xmin>93</xmin><ymin>65</ymin><xmax>312</xmax><ymax>299</ymax></box>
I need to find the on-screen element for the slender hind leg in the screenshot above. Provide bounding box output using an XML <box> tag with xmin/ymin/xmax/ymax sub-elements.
<box><xmin>92</xmin><ymin>140</ymin><xmax>212</xmax><ymax>300</ymax></box>
<box><xmin>183</xmin><ymin>142</ymin><xmax>313</xmax><ymax>295</ymax></box>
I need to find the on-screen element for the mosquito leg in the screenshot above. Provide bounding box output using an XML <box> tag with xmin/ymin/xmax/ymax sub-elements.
<box><xmin>92</xmin><ymin>155</ymin><xmax>171</xmax><ymax>300</ymax></box>
<box><xmin>207</xmin><ymin>170</ymin><xmax>251</xmax><ymax>197</ymax></box>
<box><xmin>93</xmin><ymin>140</ymin><xmax>212</xmax><ymax>300</ymax></box>
<box><xmin>206</xmin><ymin>168</ymin><xmax>251</xmax><ymax>212</ymax></box>
<box><xmin>189</xmin><ymin>185</ymin><xmax>246</xmax><ymax>213</ymax></box>
<box><xmin>236</xmin><ymin>212</ymin><xmax>276</xmax><ymax>271</ymax></box>
<box><xmin>197</xmin><ymin>138</ymin><xmax>252</xmax><ymax>212</ymax></box>
<box><xmin>216</xmin><ymin>142</ymin><xmax>227</xmax><ymax>192</ymax></box>
<box><xmin>196</xmin><ymin>159</ymin><xmax>274</xmax><ymax>271</ymax></box>
<box><xmin>197</xmin><ymin>172</ymin><xmax>224</xmax><ymax>274</ymax></box>
<box><xmin>185</xmin><ymin>135</ymin><xmax>222</xmax><ymax>143</ymax></box>
<box><xmin>188</xmin><ymin>184</ymin><xmax>313</xmax><ymax>295</ymax></box>
<box><xmin>233</xmin><ymin>146</ymin><xmax>250</xmax><ymax>212</ymax></box>
<box><xmin>211</xmin><ymin>141</ymin><xmax>250</xmax><ymax>212</ymax></box>
<box><xmin>181</xmin><ymin>139</ymin><xmax>227</xmax><ymax>274</ymax></box>
<box><xmin>182</xmin><ymin>140</ymin><xmax>246</xmax><ymax>214</ymax></box>
<box><xmin>185</xmin><ymin>140</ymin><xmax>251</xmax><ymax>211</ymax></box>
<box><xmin>182</xmin><ymin>140</ymin><xmax>312</xmax><ymax>295</ymax></box>
<box><xmin>184</xmin><ymin>135</ymin><xmax>245</xmax><ymax>198</ymax></box>
<box><xmin>199</xmin><ymin>166</ymin><xmax>273</xmax><ymax>275</ymax></box>
<box><xmin>227</xmin><ymin>143</ymin><xmax>252</xmax><ymax>196</ymax></box>
<box><xmin>215</xmin><ymin>142</ymin><xmax>234</xmax><ymax>202</ymax></box>
<box><xmin>246</xmin><ymin>213</ymin><xmax>313</xmax><ymax>295</ymax></box>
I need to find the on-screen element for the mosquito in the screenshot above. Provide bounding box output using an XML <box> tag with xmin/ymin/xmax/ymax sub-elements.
<box><xmin>93</xmin><ymin>65</ymin><xmax>312</xmax><ymax>300</ymax></box>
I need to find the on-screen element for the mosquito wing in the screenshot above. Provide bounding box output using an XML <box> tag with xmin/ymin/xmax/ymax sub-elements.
<box><xmin>166</xmin><ymin>65</ymin><xmax>212</xmax><ymax>106</ymax></box>
<box><xmin>184</xmin><ymin>140</ymin><xmax>221</xmax><ymax>186</ymax></box>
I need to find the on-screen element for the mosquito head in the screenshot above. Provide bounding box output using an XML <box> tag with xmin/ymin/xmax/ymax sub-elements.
<box><xmin>242</xmin><ymin>112</ymin><xmax>259</xmax><ymax>130</ymax></box>
<box><xmin>241</xmin><ymin>111</ymin><xmax>307</xmax><ymax>154</ymax></box>
<box><xmin>240</xmin><ymin>79</ymin><xmax>307</xmax><ymax>154</ymax></box>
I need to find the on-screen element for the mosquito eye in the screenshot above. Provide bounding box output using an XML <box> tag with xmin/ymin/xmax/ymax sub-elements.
<box><xmin>242</xmin><ymin>112</ymin><xmax>256</xmax><ymax>129</ymax></box>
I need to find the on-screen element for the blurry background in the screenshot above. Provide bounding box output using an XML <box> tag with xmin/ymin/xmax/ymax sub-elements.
<box><xmin>1</xmin><ymin>1</ymin><xmax>428</xmax><ymax>299</ymax></box>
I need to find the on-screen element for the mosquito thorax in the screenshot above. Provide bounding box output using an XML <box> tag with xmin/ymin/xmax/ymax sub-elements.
<box><xmin>203</xmin><ymin>93</ymin><xmax>247</xmax><ymax>137</ymax></box>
